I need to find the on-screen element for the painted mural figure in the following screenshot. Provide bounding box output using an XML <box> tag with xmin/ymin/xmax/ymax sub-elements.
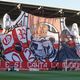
<box><xmin>30</xmin><ymin>23</ymin><xmax>55</xmax><ymax>62</ymax></box>
<box><xmin>58</xmin><ymin>29</ymin><xmax>79</xmax><ymax>61</ymax></box>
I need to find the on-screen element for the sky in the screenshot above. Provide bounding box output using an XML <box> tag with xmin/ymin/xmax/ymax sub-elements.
<box><xmin>1</xmin><ymin>0</ymin><xmax>80</xmax><ymax>11</ymax></box>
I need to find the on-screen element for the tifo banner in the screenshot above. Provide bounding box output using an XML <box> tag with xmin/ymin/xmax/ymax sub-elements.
<box><xmin>0</xmin><ymin>61</ymin><xmax>63</xmax><ymax>71</ymax></box>
<box><xmin>0</xmin><ymin>61</ymin><xmax>80</xmax><ymax>71</ymax></box>
<box><xmin>1</xmin><ymin>11</ymin><xmax>80</xmax><ymax>71</ymax></box>
<box><xmin>0</xmin><ymin>11</ymin><xmax>60</xmax><ymax>63</ymax></box>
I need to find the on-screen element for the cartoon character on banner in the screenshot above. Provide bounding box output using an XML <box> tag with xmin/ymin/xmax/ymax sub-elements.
<box><xmin>24</xmin><ymin>23</ymin><xmax>57</xmax><ymax>62</ymax></box>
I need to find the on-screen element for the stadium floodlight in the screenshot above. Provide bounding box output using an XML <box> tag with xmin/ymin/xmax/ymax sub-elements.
<box><xmin>59</xmin><ymin>9</ymin><xmax>63</xmax><ymax>14</ymax></box>
<box><xmin>38</xmin><ymin>6</ymin><xmax>42</xmax><ymax>10</ymax></box>
<box><xmin>17</xmin><ymin>4</ymin><xmax>21</xmax><ymax>10</ymax></box>
<box><xmin>76</xmin><ymin>12</ymin><xmax>80</xmax><ymax>15</ymax></box>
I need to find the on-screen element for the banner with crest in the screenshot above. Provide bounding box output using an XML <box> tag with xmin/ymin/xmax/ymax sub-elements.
<box><xmin>0</xmin><ymin>11</ymin><xmax>60</xmax><ymax>63</ymax></box>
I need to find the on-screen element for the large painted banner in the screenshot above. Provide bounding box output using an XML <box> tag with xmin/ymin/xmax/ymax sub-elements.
<box><xmin>0</xmin><ymin>60</ymin><xmax>80</xmax><ymax>71</ymax></box>
<box><xmin>0</xmin><ymin>11</ymin><xmax>60</xmax><ymax>64</ymax></box>
<box><xmin>1</xmin><ymin>11</ymin><xmax>80</xmax><ymax>71</ymax></box>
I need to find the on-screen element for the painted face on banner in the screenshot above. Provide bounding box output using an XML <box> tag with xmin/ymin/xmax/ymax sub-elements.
<box><xmin>29</xmin><ymin>23</ymin><xmax>58</xmax><ymax>62</ymax></box>
<box><xmin>31</xmin><ymin>23</ymin><xmax>48</xmax><ymax>39</ymax></box>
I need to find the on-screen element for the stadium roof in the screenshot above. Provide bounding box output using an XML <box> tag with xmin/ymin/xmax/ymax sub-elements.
<box><xmin>0</xmin><ymin>0</ymin><xmax>80</xmax><ymax>25</ymax></box>
<box><xmin>1</xmin><ymin>0</ymin><xmax>80</xmax><ymax>11</ymax></box>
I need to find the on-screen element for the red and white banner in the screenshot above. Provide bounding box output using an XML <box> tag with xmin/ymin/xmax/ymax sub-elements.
<box><xmin>0</xmin><ymin>61</ymin><xmax>80</xmax><ymax>71</ymax></box>
<box><xmin>1</xmin><ymin>31</ymin><xmax>14</xmax><ymax>50</ymax></box>
<box><xmin>0</xmin><ymin>12</ymin><xmax>61</xmax><ymax>64</ymax></box>
<box><xmin>0</xmin><ymin>61</ymin><xmax>63</xmax><ymax>71</ymax></box>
